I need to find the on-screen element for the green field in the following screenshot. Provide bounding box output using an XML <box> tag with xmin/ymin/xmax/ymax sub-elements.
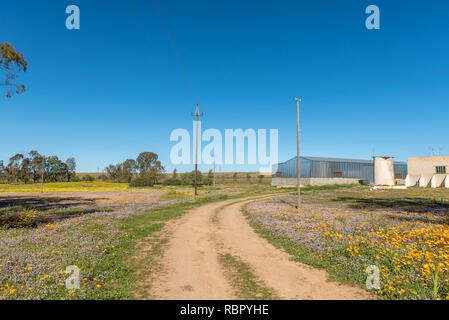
<box><xmin>0</xmin><ymin>181</ymin><xmax>132</xmax><ymax>193</ymax></box>
<box><xmin>0</xmin><ymin>174</ymin><xmax>273</xmax><ymax>193</ymax></box>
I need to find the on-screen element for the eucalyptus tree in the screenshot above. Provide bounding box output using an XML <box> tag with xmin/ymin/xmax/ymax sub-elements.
<box><xmin>0</xmin><ymin>42</ymin><xmax>28</xmax><ymax>98</ymax></box>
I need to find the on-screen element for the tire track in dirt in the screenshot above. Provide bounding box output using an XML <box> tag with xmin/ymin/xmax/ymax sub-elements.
<box><xmin>215</xmin><ymin>199</ymin><xmax>371</xmax><ymax>300</ymax></box>
<box><xmin>150</xmin><ymin>196</ymin><xmax>271</xmax><ymax>299</ymax></box>
<box><xmin>149</xmin><ymin>195</ymin><xmax>370</xmax><ymax>300</ymax></box>
<box><xmin>150</xmin><ymin>199</ymin><xmax>237</xmax><ymax>299</ymax></box>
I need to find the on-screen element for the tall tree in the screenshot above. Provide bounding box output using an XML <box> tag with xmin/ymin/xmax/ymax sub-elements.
<box><xmin>105</xmin><ymin>164</ymin><xmax>120</xmax><ymax>182</ymax></box>
<box><xmin>122</xmin><ymin>159</ymin><xmax>137</xmax><ymax>182</ymax></box>
<box><xmin>136</xmin><ymin>152</ymin><xmax>158</xmax><ymax>174</ymax></box>
<box><xmin>0</xmin><ymin>160</ymin><xmax>5</xmax><ymax>182</ymax></box>
<box><xmin>0</xmin><ymin>42</ymin><xmax>28</xmax><ymax>98</ymax></box>
<box><xmin>45</xmin><ymin>156</ymin><xmax>68</xmax><ymax>182</ymax></box>
<box><xmin>6</xmin><ymin>153</ymin><xmax>24</xmax><ymax>183</ymax></box>
<box><xmin>20</xmin><ymin>156</ymin><xmax>32</xmax><ymax>183</ymax></box>
<box><xmin>29</xmin><ymin>150</ymin><xmax>42</xmax><ymax>183</ymax></box>
<box><xmin>66</xmin><ymin>157</ymin><xmax>76</xmax><ymax>182</ymax></box>
<box><xmin>136</xmin><ymin>152</ymin><xmax>164</xmax><ymax>183</ymax></box>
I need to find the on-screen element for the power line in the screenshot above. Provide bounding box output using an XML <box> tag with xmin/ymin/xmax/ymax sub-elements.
<box><xmin>151</xmin><ymin>0</ymin><xmax>198</xmax><ymax>102</ymax></box>
<box><xmin>125</xmin><ymin>0</ymin><xmax>187</xmax><ymax>99</ymax></box>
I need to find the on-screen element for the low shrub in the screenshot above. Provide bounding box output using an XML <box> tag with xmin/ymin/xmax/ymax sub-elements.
<box><xmin>162</xmin><ymin>178</ymin><xmax>182</xmax><ymax>186</ymax></box>
<box><xmin>81</xmin><ymin>175</ymin><xmax>95</xmax><ymax>182</ymax></box>
<box><xmin>129</xmin><ymin>177</ymin><xmax>154</xmax><ymax>187</ymax></box>
<box><xmin>181</xmin><ymin>171</ymin><xmax>212</xmax><ymax>186</ymax></box>
<box><xmin>96</xmin><ymin>174</ymin><xmax>108</xmax><ymax>181</ymax></box>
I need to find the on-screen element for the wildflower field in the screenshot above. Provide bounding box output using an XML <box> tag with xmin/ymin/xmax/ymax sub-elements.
<box><xmin>0</xmin><ymin>188</ymin><xmax>189</xmax><ymax>299</ymax></box>
<box><xmin>0</xmin><ymin>181</ymin><xmax>135</xmax><ymax>193</ymax></box>
<box><xmin>0</xmin><ymin>181</ymin><xmax>271</xmax><ymax>195</ymax></box>
<box><xmin>0</xmin><ymin>183</ymin><xmax>282</xmax><ymax>299</ymax></box>
<box><xmin>246</xmin><ymin>186</ymin><xmax>449</xmax><ymax>300</ymax></box>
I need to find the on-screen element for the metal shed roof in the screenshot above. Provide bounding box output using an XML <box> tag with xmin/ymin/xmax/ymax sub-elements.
<box><xmin>279</xmin><ymin>156</ymin><xmax>406</xmax><ymax>166</ymax></box>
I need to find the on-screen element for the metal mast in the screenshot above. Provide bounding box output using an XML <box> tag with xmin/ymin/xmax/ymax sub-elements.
<box><xmin>295</xmin><ymin>98</ymin><xmax>301</xmax><ymax>209</ymax></box>
<box><xmin>191</xmin><ymin>104</ymin><xmax>204</xmax><ymax>196</ymax></box>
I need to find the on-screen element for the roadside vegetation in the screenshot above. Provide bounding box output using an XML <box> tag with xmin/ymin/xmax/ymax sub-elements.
<box><xmin>0</xmin><ymin>184</ymin><xmax>281</xmax><ymax>299</ymax></box>
<box><xmin>218</xmin><ymin>253</ymin><xmax>278</xmax><ymax>300</ymax></box>
<box><xmin>245</xmin><ymin>186</ymin><xmax>449</xmax><ymax>300</ymax></box>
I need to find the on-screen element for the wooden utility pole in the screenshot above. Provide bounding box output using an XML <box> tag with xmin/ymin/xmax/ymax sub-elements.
<box><xmin>40</xmin><ymin>155</ymin><xmax>45</xmax><ymax>194</ymax></box>
<box><xmin>191</xmin><ymin>104</ymin><xmax>204</xmax><ymax>196</ymax></box>
<box><xmin>213</xmin><ymin>154</ymin><xmax>216</xmax><ymax>188</ymax></box>
<box><xmin>295</xmin><ymin>98</ymin><xmax>301</xmax><ymax>209</ymax></box>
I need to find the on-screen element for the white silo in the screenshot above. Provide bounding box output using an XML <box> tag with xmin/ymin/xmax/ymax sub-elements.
<box><xmin>374</xmin><ymin>156</ymin><xmax>395</xmax><ymax>186</ymax></box>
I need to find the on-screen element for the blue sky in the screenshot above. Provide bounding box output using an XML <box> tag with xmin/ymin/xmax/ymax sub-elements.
<box><xmin>1</xmin><ymin>0</ymin><xmax>448</xmax><ymax>173</ymax></box>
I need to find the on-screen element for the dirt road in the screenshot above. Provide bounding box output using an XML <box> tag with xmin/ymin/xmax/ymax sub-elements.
<box><xmin>150</xmin><ymin>196</ymin><xmax>369</xmax><ymax>300</ymax></box>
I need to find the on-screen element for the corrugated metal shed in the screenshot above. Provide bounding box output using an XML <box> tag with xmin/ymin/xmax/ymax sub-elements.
<box><xmin>273</xmin><ymin>156</ymin><xmax>407</xmax><ymax>184</ymax></box>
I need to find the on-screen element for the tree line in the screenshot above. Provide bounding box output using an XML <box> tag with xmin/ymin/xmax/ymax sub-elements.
<box><xmin>0</xmin><ymin>149</ymin><xmax>266</xmax><ymax>186</ymax></box>
<box><xmin>163</xmin><ymin>168</ymin><xmax>213</xmax><ymax>186</ymax></box>
<box><xmin>102</xmin><ymin>153</ymin><xmax>215</xmax><ymax>186</ymax></box>
<box><xmin>0</xmin><ymin>151</ymin><xmax>76</xmax><ymax>184</ymax></box>
<box><xmin>104</xmin><ymin>152</ymin><xmax>164</xmax><ymax>186</ymax></box>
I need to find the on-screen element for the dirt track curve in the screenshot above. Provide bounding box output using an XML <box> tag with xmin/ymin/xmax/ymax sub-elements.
<box><xmin>150</xmin><ymin>196</ymin><xmax>370</xmax><ymax>300</ymax></box>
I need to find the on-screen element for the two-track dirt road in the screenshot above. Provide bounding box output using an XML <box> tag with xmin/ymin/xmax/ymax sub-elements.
<box><xmin>149</xmin><ymin>196</ymin><xmax>369</xmax><ymax>300</ymax></box>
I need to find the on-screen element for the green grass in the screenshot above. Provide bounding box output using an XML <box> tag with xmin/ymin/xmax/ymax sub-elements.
<box><xmin>94</xmin><ymin>188</ymin><xmax>290</xmax><ymax>299</ymax></box>
<box><xmin>90</xmin><ymin>194</ymin><xmax>231</xmax><ymax>299</ymax></box>
<box><xmin>218</xmin><ymin>253</ymin><xmax>278</xmax><ymax>300</ymax></box>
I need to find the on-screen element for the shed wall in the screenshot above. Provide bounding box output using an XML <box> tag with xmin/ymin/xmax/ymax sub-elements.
<box><xmin>273</xmin><ymin>156</ymin><xmax>407</xmax><ymax>185</ymax></box>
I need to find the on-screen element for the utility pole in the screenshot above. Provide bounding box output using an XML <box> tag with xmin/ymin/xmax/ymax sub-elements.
<box><xmin>40</xmin><ymin>155</ymin><xmax>45</xmax><ymax>194</ymax></box>
<box><xmin>213</xmin><ymin>154</ymin><xmax>216</xmax><ymax>188</ymax></box>
<box><xmin>191</xmin><ymin>104</ymin><xmax>204</xmax><ymax>196</ymax></box>
<box><xmin>295</xmin><ymin>98</ymin><xmax>301</xmax><ymax>210</ymax></box>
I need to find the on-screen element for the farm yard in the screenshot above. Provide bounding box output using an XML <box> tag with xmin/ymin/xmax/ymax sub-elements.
<box><xmin>245</xmin><ymin>186</ymin><xmax>449</xmax><ymax>300</ymax></box>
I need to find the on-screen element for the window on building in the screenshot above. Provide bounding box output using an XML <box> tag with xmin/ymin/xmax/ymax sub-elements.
<box><xmin>436</xmin><ymin>166</ymin><xmax>446</xmax><ymax>174</ymax></box>
<box><xmin>395</xmin><ymin>173</ymin><xmax>403</xmax><ymax>179</ymax></box>
<box><xmin>333</xmin><ymin>172</ymin><xmax>343</xmax><ymax>178</ymax></box>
